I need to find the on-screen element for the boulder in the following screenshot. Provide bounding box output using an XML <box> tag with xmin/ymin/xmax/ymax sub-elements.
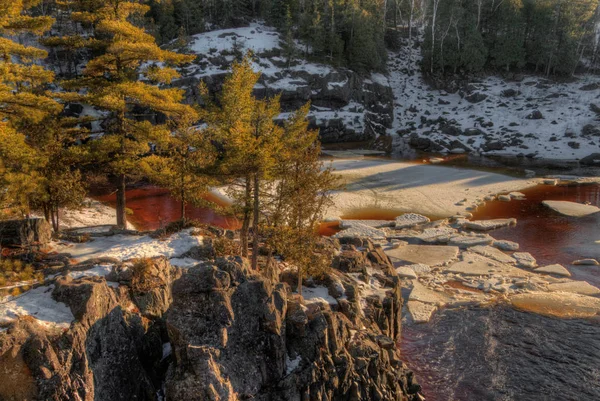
<box><xmin>582</xmin><ymin>125</ymin><xmax>600</xmax><ymax>137</ymax></box>
<box><xmin>406</xmin><ymin>300</ymin><xmax>438</xmax><ymax>324</ymax></box>
<box><xmin>580</xmin><ymin>153</ymin><xmax>600</xmax><ymax>166</ymax></box>
<box><xmin>512</xmin><ymin>291</ymin><xmax>600</xmax><ymax>319</ymax></box>
<box><xmin>526</xmin><ymin>110</ymin><xmax>544</xmax><ymax>120</ymax></box>
<box><xmin>0</xmin><ymin>276</ymin><xmax>160</xmax><ymax>401</ymax></box>
<box><xmin>447</xmin><ymin>234</ymin><xmax>494</xmax><ymax>248</ymax></box>
<box><xmin>396</xmin><ymin>266</ymin><xmax>417</xmax><ymax>279</ymax></box>
<box><xmin>465</xmin><ymin>92</ymin><xmax>487</xmax><ymax>103</ymax></box>
<box><xmin>334</xmin><ymin>222</ymin><xmax>387</xmax><ymax>240</ymax></box>
<box><xmin>0</xmin><ymin>218</ymin><xmax>52</xmax><ymax>247</ymax></box>
<box><xmin>444</xmin><ymin>253</ymin><xmax>516</xmax><ymax>277</ymax></box>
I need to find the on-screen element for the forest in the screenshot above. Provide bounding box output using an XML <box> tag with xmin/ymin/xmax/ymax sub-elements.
<box><xmin>2</xmin><ymin>0</ymin><xmax>600</xmax><ymax>268</ymax></box>
<box><xmin>146</xmin><ymin>0</ymin><xmax>600</xmax><ymax>75</ymax></box>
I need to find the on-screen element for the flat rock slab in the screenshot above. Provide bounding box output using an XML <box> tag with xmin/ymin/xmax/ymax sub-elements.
<box><xmin>395</xmin><ymin>213</ymin><xmax>430</xmax><ymax>229</ymax></box>
<box><xmin>339</xmin><ymin>220</ymin><xmax>394</xmax><ymax>229</ymax></box>
<box><xmin>572</xmin><ymin>259</ymin><xmax>599</xmax><ymax>266</ymax></box>
<box><xmin>405</xmin><ymin>263</ymin><xmax>432</xmax><ymax>275</ymax></box>
<box><xmin>463</xmin><ymin>218</ymin><xmax>517</xmax><ymax>231</ymax></box>
<box><xmin>511</xmin><ymin>291</ymin><xmax>600</xmax><ymax>319</ymax></box>
<box><xmin>393</xmin><ymin>226</ymin><xmax>457</xmax><ymax>244</ymax></box>
<box><xmin>385</xmin><ymin>245</ymin><xmax>459</xmax><ymax>267</ymax></box>
<box><xmin>334</xmin><ymin>223</ymin><xmax>387</xmax><ymax>240</ymax></box>
<box><xmin>547</xmin><ymin>281</ymin><xmax>600</xmax><ymax>296</ymax></box>
<box><xmin>513</xmin><ymin>252</ymin><xmax>537</xmax><ymax>268</ymax></box>
<box><xmin>534</xmin><ymin>264</ymin><xmax>571</xmax><ymax>277</ymax></box>
<box><xmin>408</xmin><ymin>280</ymin><xmax>449</xmax><ymax>305</ymax></box>
<box><xmin>493</xmin><ymin>240</ymin><xmax>519</xmax><ymax>251</ymax></box>
<box><xmin>396</xmin><ymin>266</ymin><xmax>417</xmax><ymax>279</ymax></box>
<box><xmin>470</xmin><ymin>245</ymin><xmax>516</xmax><ymax>264</ymax></box>
<box><xmin>406</xmin><ymin>300</ymin><xmax>438</xmax><ymax>323</ymax></box>
<box><xmin>448</xmin><ymin>234</ymin><xmax>494</xmax><ymax>248</ymax></box>
<box><xmin>445</xmin><ymin>253</ymin><xmax>517</xmax><ymax>277</ymax></box>
<box><xmin>542</xmin><ymin>200</ymin><xmax>600</xmax><ymax>217</ymax></box>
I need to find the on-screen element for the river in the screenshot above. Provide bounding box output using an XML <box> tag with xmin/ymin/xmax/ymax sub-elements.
<box><xmin>402</xmin><ymin>306</ymin><xmax>600</xmax><ymax>401</ymax></box>
<box><xmin>90</xmin><ymin>160</ymin><xmax>600</xmax><ymax>401</ymax></box>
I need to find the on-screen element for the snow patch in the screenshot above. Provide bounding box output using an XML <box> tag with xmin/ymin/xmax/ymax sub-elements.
<box><xmin>301</xmin><ymin>286</ymin><xmax>337</xmax><ymax>305</ymax></box>
<box><xmin>286</xmin><ymin>353</ymin><xmax>302</xmax><ymax>374</ymax></box>
<box><xmin>52</xmin><ymin>229</ymin><xmax>203</xmax><ymax>262</ymax></box>
<box><xmin>0</xmin><ymin>285</ymin><xmax>74</xmax><ymax>329</ymax></box>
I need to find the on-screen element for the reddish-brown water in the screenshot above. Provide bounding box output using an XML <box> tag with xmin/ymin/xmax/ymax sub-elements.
<box><xmin>472</xmin><ymin>183</ymin><xmax>600</xmax><ymax>287</ymax></box>
<box><xmin>93</xmin><ymin>186</ymin><xmax>240</xmax><ymax>231</ymax></box>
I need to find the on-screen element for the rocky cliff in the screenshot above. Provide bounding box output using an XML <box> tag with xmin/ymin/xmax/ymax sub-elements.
<box><xmin>0</xmin><ymin>239</ymin><xmax>421</xmax><ymax>401</ymax></box>
<box><xmin>173</xmin><ymin>23</ymin><xmax>394</xmax><ymax>145</ymax></box>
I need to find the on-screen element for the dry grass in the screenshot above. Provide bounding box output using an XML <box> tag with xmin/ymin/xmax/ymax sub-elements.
<box><xmin>130</xmin><ymin>258</ymin><xmax>160</xmax><ymax>292</ymax></box>
<box><xmin>0</xmin><ymin>258</ymin><xmax>43</xmax><ymax>288</ymax></box>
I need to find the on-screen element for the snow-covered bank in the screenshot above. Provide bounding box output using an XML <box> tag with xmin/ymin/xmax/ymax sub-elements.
<box><xmin>51</xmin><ymin>228</ymin><xmax>203</xmax><ymax>262</ymax></box>
<box><xmin>324</xmin><ymin>157</ymin><xmax>537</xmax><ymax>219</ymax></box>
<box><xmin>56</xmin><ymin>199</ymin><xmax>135</xmax><ymax>230</ymax></box>
<box><xmin>387</xmin><ymin>47</ymin><xmax>600</xmax><ymax>161</ymax></box>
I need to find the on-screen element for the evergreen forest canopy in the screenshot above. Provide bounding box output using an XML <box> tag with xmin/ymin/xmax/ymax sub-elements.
<box><xmin>147</xmin><ymin>0</ymin><xmax>600</xmax><ymax>76</ymax></box>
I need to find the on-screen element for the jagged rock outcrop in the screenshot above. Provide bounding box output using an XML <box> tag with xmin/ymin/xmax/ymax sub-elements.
<box><xmin>166</xmin><ymin>253</ymin><xmax>419</xmax><ymax>401</ymax></box>
<box><xmin>0</xmin><ymin>251</ymin><xmax>420</xmax><ymax>401</ymax></box>
<box><xmin>0</xmin><ymin>257</ymin><xmax>178</xmax><ymax>401</ymax></box>
<box><xmin>171</xmin><ymin>24</ymin><xmax>394</xmax><ymax>145</ymax></box>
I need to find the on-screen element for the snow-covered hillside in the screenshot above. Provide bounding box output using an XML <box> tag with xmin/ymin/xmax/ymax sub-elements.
<box><xmin>387</xmin><ymin>46</ymin><xmax>600</xmax><ymax>161</ymax></box>
<box><xmin>176</xmin><ymin>22</ymin><xmax>394</xmax><ymax>144</ymax></box>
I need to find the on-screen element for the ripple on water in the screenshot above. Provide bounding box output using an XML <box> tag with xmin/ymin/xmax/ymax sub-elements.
<box><xmin>401</xmin><ymin>306</ymin><xmax>600</xmax><ymax>401</ymax></box>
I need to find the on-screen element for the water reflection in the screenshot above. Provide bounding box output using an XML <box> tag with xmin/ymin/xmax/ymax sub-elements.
<box><xmin>93</xmin><ymin>186</ymin><xmax>240</xmax><ymax>231</ymax></box>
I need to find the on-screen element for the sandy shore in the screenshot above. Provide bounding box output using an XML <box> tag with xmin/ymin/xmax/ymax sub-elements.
<box><xmin>324</xmin><ymin>157</ymin><xmax>539</xmax><ymax>219</ymax></box>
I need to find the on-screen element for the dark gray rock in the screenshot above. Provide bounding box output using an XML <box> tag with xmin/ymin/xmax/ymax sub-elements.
<box><xmin>0</xmin><ymin>276</ymin><xmax>161</xmax><ymax>401</ymax></box>
<box><xmin>0</xmin><ymin>218</ymin><xmax>52</xmax><ymax>248</ymax></box>
<box><xmin>465</xmin><ymin>92</ymin><xmax>488</xmax><ymax>103</ymax></box>
<box><xmin>580</xmin><ymin>153</ymin><xmax>600</xmax><ymax>166</ymax></box>
<box><xmin>526</xmin><ymin>110</ymin><xmax>544</xmax><ymax>120</ymax></box>
<box><xmin>582</xmin><ymin>124</ymin><xmax>600</xmax><ymax>137</ymax></box>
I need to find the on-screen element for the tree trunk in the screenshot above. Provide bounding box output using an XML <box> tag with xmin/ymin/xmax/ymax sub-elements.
<box><xmin>180</xmin><ymin>183</ymin><xmax>186</xmax><ymax>223</ymax></box>
<box><xmin>240</xmin><ymin>176</ymin><xmax>252</xmax><ymax>257</ymax></box>
<box><xmin>251</xmin><ymin>173</ymin><xmax>260</xmax><ymax>271</ymax></box>
<box><xmin>298</xmin><ymin>269</ymin><xmax>303</xmax><ymax>297</ymax></box>
<box><xmin>116</xmin><ymin>174</ymin><xmax>127</xmax><ymax>229</ymax></box>
<box><xmin>54</xmin><ymin>205</ymin><xmax>60</xmax><ymax>233</ymax></box>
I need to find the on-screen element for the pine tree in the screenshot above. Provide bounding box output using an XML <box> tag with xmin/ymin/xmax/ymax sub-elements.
<box><xmin>58</xmin><ymin>0</ymin><xmax>198</xmax><ymax>229</ymax></box>
<box><xmin>264</xmin><ymin>103</ymin><xmax>339</xmax><ymax>295</ymax></box>
<box><xmin>203</xmin><ymin>56</ymin><xmax>284</xmax><ymax>269</ymax></box>
<box><xmin>0</xmin><ymin>0</ymin><xmax>65</xmax><ymax>218</ymax></box>
<box><xmin>142</xmin><ymin>117</ymin><xmax>216</xmax><ymax>223</ymax></box>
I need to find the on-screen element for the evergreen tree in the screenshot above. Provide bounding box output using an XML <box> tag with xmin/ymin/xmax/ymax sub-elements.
<box><xmin>203</xmin><ymin>56</ymin><xmax>283</xmax><ymax>269</ymax></box>
<box><xmin>59</xmin><ymin>0</ymin><xmax>198</xmax><ymax>229</ymax></box>
<box><xmin>264</xmin><ymin>103</ymin><xmax>339</xmax><ymax>294</ymax></box>
<box><xmin>142</xmin><ymin>117</ymin><xmax>216</xmax><ymax>222</ymax></box>
<box><xmin>0</xmin><ymin>0</ymin><xmax>71</xmax><ymax>220</ymax></box>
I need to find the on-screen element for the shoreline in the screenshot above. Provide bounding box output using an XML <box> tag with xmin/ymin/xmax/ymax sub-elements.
<box><xmin>323</xmin><ymin>156</ymin><xmax>540</xmax><ymax>220</ymax></box>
